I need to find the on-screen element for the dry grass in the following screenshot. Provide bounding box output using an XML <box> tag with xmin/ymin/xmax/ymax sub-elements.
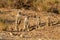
<box><xmin>0</xmin><ymin>0</ymin><xmax>60</xmax><ymax>12</ymax></box>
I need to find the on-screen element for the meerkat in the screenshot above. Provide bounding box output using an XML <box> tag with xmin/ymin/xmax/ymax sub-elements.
<box><xmin>24</xmin><ymin>16</ymin><xmax>29</xmax><ymax>31</ymax></box>
<box><xmin>15</xmin><ymin>10</ymin><xmax>22</xmax><ymax>31</ymax></box>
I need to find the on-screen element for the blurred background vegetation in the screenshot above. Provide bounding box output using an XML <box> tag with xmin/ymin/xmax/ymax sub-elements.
<box><xmin>0</xmin><ymin>0</ymin><xmax>60</xmax><ymax>12</ymax></box>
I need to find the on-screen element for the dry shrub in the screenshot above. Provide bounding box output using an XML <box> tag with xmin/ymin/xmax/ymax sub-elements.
<box><xmin>13</xmin><ymin>0</ymin><xmax>60</xmax><ymax>12</ymax></box>
<box><xmin>33</xmin><ymin>0</ymin><xmax>60</xmax><ymax>11</ymax></box>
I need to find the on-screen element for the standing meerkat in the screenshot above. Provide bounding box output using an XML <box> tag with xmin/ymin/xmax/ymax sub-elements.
<box><xmin>15</xmin><ymin>10</ymin><xmax>22</xmax><ymax>31</ymax></box>
<box><xmin>36</xmin><ymin>17</ymin><xmax>40</xmax><ymax>28</ymax></box>
<box><xmin>24</xmin><ymin>16</ymin><xmax>29</xmax><ymax>31</ymax></box>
